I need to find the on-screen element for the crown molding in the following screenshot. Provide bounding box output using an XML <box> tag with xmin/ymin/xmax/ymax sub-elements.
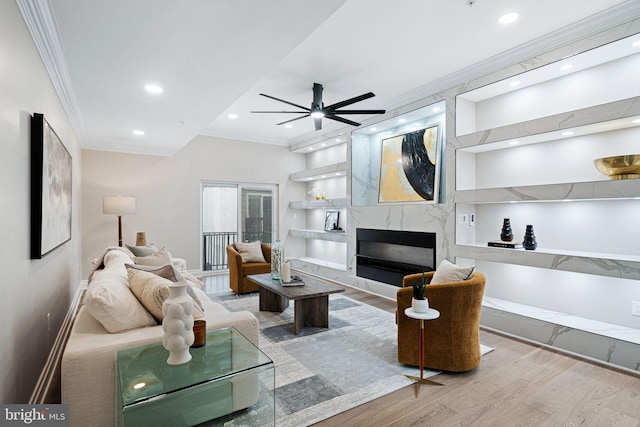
<box><xmin>16</xmin><ymin>0</ymin><xmax>88</xmax><ymax>144</ymax></box>
<box><xmin>387</xmin><ymin>1</ymin><xmax>640</xmax><ymax>112</ymax></box>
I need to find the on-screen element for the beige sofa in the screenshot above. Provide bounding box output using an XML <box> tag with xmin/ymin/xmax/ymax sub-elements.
<box><xmin>61</xmin><ymin>247</ymin><xmax>259</xmax><ymax>427</ymax></box>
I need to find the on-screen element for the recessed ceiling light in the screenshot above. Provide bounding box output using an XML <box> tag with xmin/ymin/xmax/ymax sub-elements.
<box><xmin>320</xmin><ymin>175</ymin><xmax>326</xmax><ymax>179</ymax></box>
<box><xmin>132</xmin><ymin>130</ymin><xmax>144</xmax><ymax>135</ymax></box>
<box><xmin>509</xmin><ymin>140</ymin><xmax>519</xmax><ymax>145</ymax></box>
<box><xmin>227</xmin><ymin>113</ymin><xmax>238</xmax><ymax>119</ymax></box>
<box><xmin>560</xmin><ymin>63</ymin><xmax>573</xmax><ymax>71</ymax></box>
<box><xmin>498</xmin><ymin>12</ymin><xmax>519</xmax><ymax>25</ymax></box>
<box><xmin>335</xmin><ymin>138</ymin><xmax>341</xmax><ymax>142</ymax></box>
<box><xmin>509</xmin><ymin>81</ymin><xmax>520</xmax><ymax>87</ymax></box>
<box><xmin>285</xmin><ymin>124</ymin><xmax>293</xmax><ymax>128</ymax></box>
<box><xmin>144</xmin><ymin>84</ymin><xmax>163</xmax><ymax>94</ymax></box>
<box><xmin>398</xmin><ymin>118</ymin><xmax>406</xmax><ymax>123</ymax></box>
<box><xmin>308</xmin><ymin>147</ymin><xmax>314</xmax><ymax>151</ymax></box>
<box><xmin>335</xmin><ymin>173</ymin><xmax>340</xmax><ymax>176</ymax></box>
<box><xmin>432</xmin><ymin>107</ymin><xmax>441</xmax><ymax>112</ymax></box>
<box><xmin>321</xmin><ymin>143</ymin><xmax>327</xmax><ymax>147</ymax></box>
<box><xmin>632</xmin><ymin>40</ymin><xmax>640</xmax><ymax>48</ymax></box>
<box><xmin>370</xmin><ymin>127</ymin><xmax>377</xmax><ymax>132</ymax></box>
<box><xmin>561</xmin><ymin>131</ymin><xmax>574</xmax><ymax>137</ymax></box>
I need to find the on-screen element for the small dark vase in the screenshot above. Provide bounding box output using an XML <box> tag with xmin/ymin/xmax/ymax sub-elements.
<box><xmin>500</xmin><ymin>218</ymin><xmax>513</xmax><ymax>242</ymax></box>
<box><xmin>523</xmin><ymin>225</ymin><xmax>537</xmax><ymax>250</ymax></box>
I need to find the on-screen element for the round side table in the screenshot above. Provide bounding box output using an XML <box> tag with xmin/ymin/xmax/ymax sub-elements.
<box><xmin>404</xmin><ymin>307</ymin><xmax>443</xmax><ymax>390</ymax></box>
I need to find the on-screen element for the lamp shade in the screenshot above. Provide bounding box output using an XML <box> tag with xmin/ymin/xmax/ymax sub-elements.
<box><xmin>103</xmin><ymin>196</ymin><xmax>136</xmax><ymax>215</ymax></box>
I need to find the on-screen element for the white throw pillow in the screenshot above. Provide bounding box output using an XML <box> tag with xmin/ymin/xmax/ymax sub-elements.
<box><xmin>234</xmin><ymin>241</ymin><xmax>267</xmax><ymax>263</ymax></box>
<box><xmin>177</xmin><ymin>267</ymin><xmax>204</xmax><ymax>289</ymax></box>
<box><xmin>125</xmin><ymin>264</ymin><xmax>204</xmax><ymax>312</ymax></box>
<box><xmin>125</xmin><ymin>243</ymin><xmax>159</xmax><ymax>257</ymax></box>
<box><xmin>84</xmin><ymin>269</ymin><xmax>156</xmax><ymax>333</ymax></box>
<box><xmin>134</xmin><ymin>247</ymin><xmax>172</xmax><ymax>266</ymax></box>
<box><xmin>127</xmin><ymin>267</ymin><xmax>205</xmax><ymax>322</ymax></box>
<box><xmin>103</xmin><ymin>249</ymin><xmax>133</xmax><ymax>267</ymax></box>
<box><xmin>431</xmin><ymin>259</ymin><xmax>475</xmax><ymax>284</ymax></box>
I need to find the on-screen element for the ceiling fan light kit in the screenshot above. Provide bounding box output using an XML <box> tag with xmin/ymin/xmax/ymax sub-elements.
<box><xmin>251</xmin><ymin>82</ymin><xmax>385</xmax><ymax>130</ymax></box>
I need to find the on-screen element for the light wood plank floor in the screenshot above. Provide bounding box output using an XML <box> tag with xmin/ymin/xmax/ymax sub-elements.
<box><xmin>203</xmin><ymin>274</ymin><xmax>640</xmax><ymax>427</ymax></box>
<box><xmin>316</xmin><ymin>285</ymin><xmax>640</xmax><ymax>427</ymax></box>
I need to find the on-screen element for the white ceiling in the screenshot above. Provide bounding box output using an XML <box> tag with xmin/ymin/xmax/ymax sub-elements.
<box><xmin>20</xmin><ymin>0</ymin><xmax>639</xmax><ymax>156</ymax></box>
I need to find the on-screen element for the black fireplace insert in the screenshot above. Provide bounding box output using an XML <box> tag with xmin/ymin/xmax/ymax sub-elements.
<box><xmin>356</xmin><ymin>228</ymin><xmax>436</xmax><ymax>287</ymax></box>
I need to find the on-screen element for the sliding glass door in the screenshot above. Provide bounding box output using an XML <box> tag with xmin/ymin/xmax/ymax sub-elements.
<box><xmin>201</xmin><ymin>182</ymin><xmax>277</xmax><ymax>270</ymax></box>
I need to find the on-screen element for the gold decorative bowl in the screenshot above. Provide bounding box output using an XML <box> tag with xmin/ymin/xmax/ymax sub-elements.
<box><xmin>593</xmin><ymin>154</ymin><xmax>640</xmax><ymax>180</ymax></box>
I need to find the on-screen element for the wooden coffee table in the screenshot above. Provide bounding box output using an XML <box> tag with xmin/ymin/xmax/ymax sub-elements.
<box><xmin>247</xmin><ymin>273</ymin><xmax>345</xmax><ymax>334</ymax></box>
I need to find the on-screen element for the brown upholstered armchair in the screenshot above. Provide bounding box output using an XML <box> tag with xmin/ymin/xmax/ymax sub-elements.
<box><xmin>397</xmin><ymin>271</ymin><xmax>486</xmax><ymax>372</ymax></box>
<box><xmin>226</xmin><ymin>243</ymin><xmax>272</xmax><ymax>294</ymax></box>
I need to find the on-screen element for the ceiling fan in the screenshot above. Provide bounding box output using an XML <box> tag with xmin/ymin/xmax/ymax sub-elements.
<box><xmin>251</xmin><ymin>83</ymin><xmax>386</xmax><ymax>130</ymax></box>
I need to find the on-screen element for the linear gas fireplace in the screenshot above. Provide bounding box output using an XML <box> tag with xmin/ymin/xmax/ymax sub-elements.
<box><xmin>356</xmin><ymin>228</ymin><xmax>436</xmax><ymax>287</ymax></box>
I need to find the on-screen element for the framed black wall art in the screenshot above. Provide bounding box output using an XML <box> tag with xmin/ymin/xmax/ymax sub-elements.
<box><xmin>31</xmin><ymin>113</ymin><xmax>72</xmax><ymax>259</ymax></box>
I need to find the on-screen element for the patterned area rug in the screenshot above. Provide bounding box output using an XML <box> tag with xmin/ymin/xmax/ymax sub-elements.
<box><xmin>211</xmin><ymin>292</ymin><xmax>493</xmax><ymax>427</ymax></box>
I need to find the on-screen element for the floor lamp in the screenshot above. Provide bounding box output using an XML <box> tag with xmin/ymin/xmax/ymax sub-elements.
<box><xmin>103</xmin><ymin>196</ymin><xmax>136</xmax><ymax>246</ymax></box>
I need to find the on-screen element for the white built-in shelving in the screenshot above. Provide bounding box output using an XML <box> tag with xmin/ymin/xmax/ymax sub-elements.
<box><xmin>453</xmin><ymin>31</ymin><xmax>640</xmax><ymax>358</ymax></box>
<box><xmin>289</xmin><ymin>198</ymin><xmax>348</xmax><ymax>210</ymax></box>
<box><xmin>288</xmin><ymin>145</ymin><xmax>348</xmax><ymax>271</ymax></box>
<box><xmin>288</xmin><ymin>162</ymin><xmax>347</xmax><ymax>182</ymax></box>
<box><xmin>289</xmin><ymin>229</ymin><xmax>347</xmax><ymax>243</ymax></box>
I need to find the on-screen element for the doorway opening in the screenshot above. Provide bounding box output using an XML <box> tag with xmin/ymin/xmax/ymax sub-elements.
<box><xmin>201</xmin><ymin>182</ymin><xmax>277</xmax><ymax>271</ymax></box>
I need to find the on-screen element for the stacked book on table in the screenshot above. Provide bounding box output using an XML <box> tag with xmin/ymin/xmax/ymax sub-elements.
<box><xmin>279</xmin><ymin>275</ymin><xmax>305</xmax><ymax>287</ymax></box>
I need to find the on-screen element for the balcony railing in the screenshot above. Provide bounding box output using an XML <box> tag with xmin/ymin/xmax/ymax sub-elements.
<box><xmin>203</xmin><ymin>232</ymin><xmax>237</xmax><ymax>271</ymax></box>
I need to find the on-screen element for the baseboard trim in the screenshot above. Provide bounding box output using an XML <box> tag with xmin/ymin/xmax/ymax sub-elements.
<box><xmin>29</xmin><ymin>280</ymin><xmax>87</xmax><ymax>404</ymax></box>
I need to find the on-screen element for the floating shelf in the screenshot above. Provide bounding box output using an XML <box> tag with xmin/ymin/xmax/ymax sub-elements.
<box><xmin>289</xmin><ymin>229</ymin><xmax>347</xmax><ymax>243</ymax></box>
<box><xmin>289</xmin><ymin>198</ymin><xmax>349</xmax><ymax>209</ymax></box>
<box><xmin>454</xmin><ymin>179</ymin><xmax>640</xmax><ymax>204</ymax></box>
<box><xmin>289</xmin><ymin>162</ymin><xmax>348</xmax><ymax>182</ymax></box>
<box><xmin>455</xmin><ymin>243</ymin><xmax>640</xmax><ymax>280</ymax></box>
<box><xmin>290</xmin><ymin>257</ymin><xmax>347</xmax><ymax>271</ymax></box>
<box><xmin>456</xmin><ymin>97</ymin><xmax>640</xmax><ymax>144</ymax></box>
<box><xmin>482</xmin><ymin>296</ymin><xmax>640</xmax><ymax>345</ymax></box>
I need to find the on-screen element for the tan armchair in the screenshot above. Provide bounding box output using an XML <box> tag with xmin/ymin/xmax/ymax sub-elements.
<box><xmin>226</xmin><ymin>243</ymin><xmax>272</xmax><ymax>294</ymax></box>
<box><xmin>397</xmin><ymin>271</ymin><xmax>486</xmax><ymax>372</ymax></box>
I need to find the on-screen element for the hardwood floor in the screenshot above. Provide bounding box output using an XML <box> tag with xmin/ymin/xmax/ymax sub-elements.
<box><xmin>316</xmin><ymin>285</ymin><xmax>640</xmax><ymax>427</ymax></box>
<box><xmin>203</xmin><ymin>274</ymin><xmax>640</xmax><ymax>426</ymax></box>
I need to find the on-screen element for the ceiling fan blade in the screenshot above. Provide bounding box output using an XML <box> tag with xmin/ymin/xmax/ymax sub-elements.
<box><xmin>314</xmin><ymin>116</ymin><xmax>322</xmax><ymax>130</ymax></box>
<box><xmin>324</xmin><ymin>92</ymin><xmax>375</xmax><ymax>111</ymax></box>
<box><xmin>313</xmin><ymin>83</ymin><xmax>323</xmax><ymax>109</ymax></box>
<box><xmin>259</xmin><ymin>93</ymin><xmax>310</xmax><ymax>111</ymax></box>
<box><xmin>332</xmin><ymin>109</ymin><xmax>386</xmax><ymax>115</ymax></box>
<box><xmin>276</xmin><ymin>114</ymin><xmax>310</xmax><ymax>126</ymax></box>
<box><xmin>250</xmin><ymin>110</ymin><xmax>309</xmax><ymax>114</ymax></box>
<box><xmin>325</xmin><ymin>114</ymin><xmax>361</xmax><ymax>127</ymax></box>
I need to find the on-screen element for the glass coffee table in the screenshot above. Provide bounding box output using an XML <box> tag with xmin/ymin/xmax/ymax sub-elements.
<box><xmin>116</xmin><ymin>327</ymin><xmax>274</xmax><ymax>426</ymax></box>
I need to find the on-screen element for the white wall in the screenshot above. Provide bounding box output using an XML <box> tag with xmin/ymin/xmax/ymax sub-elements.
<box><xmin>0</xmin><ymin>1</ymin><xmax>83</xmax><ymax>403</ymax></box>
<box><xmin>81</xmin><ymin>136</ymin><xmax>306</xmax><ymax>276</ymax></box>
